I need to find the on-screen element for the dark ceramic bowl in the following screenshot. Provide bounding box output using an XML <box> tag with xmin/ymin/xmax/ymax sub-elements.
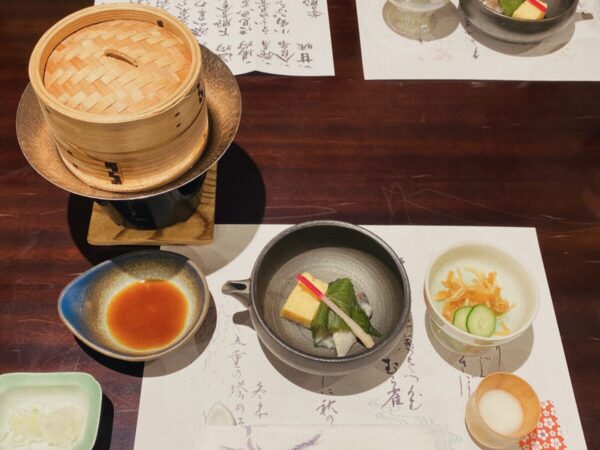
<box><xmin>460</xmin><ymin>0</ymin><xmax>578</xmax><ymax>43</ymax></box>
<box><xmin>58</xmin><ymin>250</ymin><xmax>210</xmax><ymax>361</ymax></box>
<box><xmin>222</xmin><ymin>221</ymin><xmax>411</xmax><ymax>376</ymax></box>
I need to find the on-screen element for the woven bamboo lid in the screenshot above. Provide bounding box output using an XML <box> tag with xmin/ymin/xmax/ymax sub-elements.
<box><xmin>27</xmin><ymin>4</ymin><xmax>207</xmax><ymax>193</ymax></box>
<box><xmin>29</xmin><ymin>4</ymin><xmax>202</xmax><ymax>122</ymax></box>
<box><xmin>44</xmin><ymin>19</ymin><xmax>191</xmax><ymax>115</ymax></box>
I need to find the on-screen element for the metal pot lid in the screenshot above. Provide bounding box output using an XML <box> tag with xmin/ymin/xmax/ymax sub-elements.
<box><xmin>16</xmin><ymin>45</ymin><xmax>241</xmax><ymax>201</ymax></box>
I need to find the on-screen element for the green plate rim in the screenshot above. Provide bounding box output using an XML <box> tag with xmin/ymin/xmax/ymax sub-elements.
<box><xmin>0</xmin><ymin>372</ymin><xmax>102</xmax><ymax>450</ymax></box>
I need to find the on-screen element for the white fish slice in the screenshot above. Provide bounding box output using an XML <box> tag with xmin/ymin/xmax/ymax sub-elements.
<box><xmin>333</xmin><ymin>330</ymin><xmax>357</xmax><ymax>357</ymax></box>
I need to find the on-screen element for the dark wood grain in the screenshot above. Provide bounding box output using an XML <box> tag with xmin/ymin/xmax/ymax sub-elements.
<box><xmin>1</xmin><ymin>1</ymin><xmax>599</xmax><ymax>449</ymax></box>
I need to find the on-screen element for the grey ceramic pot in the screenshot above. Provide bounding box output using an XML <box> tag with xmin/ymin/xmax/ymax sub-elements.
<box><xmin>460</xmin><ymin>0</ymin><xmax>578</xmax><ymax>44</ymax></box>
<box><xmin>222</xmin><ymin>220</ymin><xmax>411</xmax><ymax>376</ymax></box>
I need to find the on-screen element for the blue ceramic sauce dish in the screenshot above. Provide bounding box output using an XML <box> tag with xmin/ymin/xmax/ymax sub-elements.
<box><xmin>58</xmin><ymin>250</ymin><xmax>210</xmax><ymax>362</ymax></box>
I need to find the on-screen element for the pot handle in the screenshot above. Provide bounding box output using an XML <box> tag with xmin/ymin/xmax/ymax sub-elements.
<box><xmin>222</xmin><ymin>279</ymin><xmax>251</xmax><ymax>307</ymax></box>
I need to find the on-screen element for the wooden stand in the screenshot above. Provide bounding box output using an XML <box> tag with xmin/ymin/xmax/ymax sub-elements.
<box><xmin>87</xmin><ymin>165</ymin><xmax>217</xmax><ymax>246</ymax></box>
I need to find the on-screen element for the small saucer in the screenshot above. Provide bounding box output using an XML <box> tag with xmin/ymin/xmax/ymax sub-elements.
<box><xmin>16</xmin><ymin>46</ymin><xmax>241</xmax><ymax>201</ymax></box>
<box><xmin>58</xmin><ymin>250</ymin><xmax>211</xmax><ymax>361</ymax></box>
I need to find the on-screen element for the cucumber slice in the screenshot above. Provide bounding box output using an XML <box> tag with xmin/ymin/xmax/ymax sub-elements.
<box><xmin>452</xmin><ymin>306</ymin><xmax>473</xmax><ymax>333</ymax></box>
<box><xmin>466</xmin><ymin>305</ymin><xmax>496</xmax><ymax>337</ymax></box>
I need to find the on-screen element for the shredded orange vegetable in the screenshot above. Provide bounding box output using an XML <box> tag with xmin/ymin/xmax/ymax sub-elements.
<box><xmin>434</xmin><ymin>267</ymin><xmax>512</xmax><ymax>327</ymax></box>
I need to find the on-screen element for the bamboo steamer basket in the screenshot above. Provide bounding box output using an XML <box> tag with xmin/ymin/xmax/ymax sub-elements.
<box><xmin>28</xmin><ymin>3</ymin><xmax>208</xmax><ymax>193</ymax></box>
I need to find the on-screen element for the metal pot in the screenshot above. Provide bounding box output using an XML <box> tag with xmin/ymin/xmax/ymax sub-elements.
<box><xmin>222</xmin><ymin>220</ymin><xmax>411</xmax><ymax>376</ymax></box>
<box><xmin>460</xmin><ymin>0</ymin><xmax>578</xmax><ymax>44</ymax></box>
<box><xmin>97</xmin><ymin>173</ymin><xmax>206</xmax><ymax>230</ymax></box>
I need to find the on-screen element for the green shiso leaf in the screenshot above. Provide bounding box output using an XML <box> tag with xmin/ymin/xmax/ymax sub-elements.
<box><xmin>326</xmin><ymin>278</ymin><xmax>354</xmax><ymax>332</ymax></box>
<box><xmin>324</xmin><ymin>278</ymin><xmax>382</xmax><ymax>337</ymax></box>
<box><xmin>310</xmin><ymin>302</ymin><xmax>330</xmax><ymax>347</ymax></box>
<box><xmin>353</xmin><ymin>305</ymin><xmax>382</xmax><ymax>338</ymax></box>
<box><xmin>500</xmin><ymin>0</ymin><xmax>524</xmax><ymax>16</ymax></box>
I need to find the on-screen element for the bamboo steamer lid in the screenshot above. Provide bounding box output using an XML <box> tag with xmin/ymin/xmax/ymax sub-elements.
<box><xmin>28</xmin><ymin>3</ymin><xmax>208</xmax><ymax>193</ymax></box>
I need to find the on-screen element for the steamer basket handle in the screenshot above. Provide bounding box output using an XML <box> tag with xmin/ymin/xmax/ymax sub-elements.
<box><xmin>104</xmin><ymin>49</ymin><xmax>138</xmax><ymax>67</ymax></box>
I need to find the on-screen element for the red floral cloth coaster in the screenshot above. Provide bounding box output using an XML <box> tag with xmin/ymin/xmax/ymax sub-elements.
<box><xmin>520</xmin><ymin>400</ymin><xmax>567</xmax><ymax>450</ymax></box>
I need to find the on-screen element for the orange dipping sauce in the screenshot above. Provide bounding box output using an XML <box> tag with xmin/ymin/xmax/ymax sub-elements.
<box><xmin>107</xmin><ymin>280</ymin><xmax>188</xmax><ymax>350</ymax></box>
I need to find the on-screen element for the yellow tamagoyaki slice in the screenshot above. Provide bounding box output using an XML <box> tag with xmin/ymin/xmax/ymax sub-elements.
<box><xmin>512</xmin><ymin>0</ymin><xmax>547</xmax><ymax>20</ymax></box>
<box><xmin>280</xmin><ymin>272</ymin><xmax>328</xmax><ymax>328</ymax></box>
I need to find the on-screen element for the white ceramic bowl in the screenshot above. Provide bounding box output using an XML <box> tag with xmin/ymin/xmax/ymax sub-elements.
<box><xmin>424</xmin><ymin>242</ymin><xmax>539</xmax><ymax>354</ymax></box>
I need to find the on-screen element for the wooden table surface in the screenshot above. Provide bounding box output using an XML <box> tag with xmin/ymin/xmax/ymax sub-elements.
<box><xmin>1</xmin><ymin>0</ymin><xmax>598</xmax><ymax>448</ymax></box>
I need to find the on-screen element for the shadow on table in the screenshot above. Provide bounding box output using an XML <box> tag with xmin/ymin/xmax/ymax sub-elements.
<box><xmin>67</xmin><ymin>142</ymin><xmax>265</xmax><ymax>268</ymax></box>
<box><xmin>67</xmin><ymin>194</ymin><xmax>153</xmax><ymax>266</ymax></box>
<box><xmin>215</xmin><ymin>142</ymin><xmax>266</xmax><ymax>225</ymax></box>
<box><xmin>424</xmin><ymin>310</ymin><xmax>534</xmax><ymax>377</ymax></box>
<box><xmin>234</xmin><ymin>310</ymin><xmax>414</xmax><ymax>396</ymax></box>
<box><xmin>93</xmin><ymin>394</ymin><xmax>114</xmax><ymax>450</ymax></box>
<box><xmin>75</xmin><ymin>338</ymin><xmax>144</xmax><ymax>378</ymax></box>
<box><xmin>161</xmin><ymin>143</ymin><xmax>264</xmax><ymax>277</ymax></box>
<box><xmin>165</xmin><ymin>223</ymin><xmax>260</xmax><ymax>277</ymax></box>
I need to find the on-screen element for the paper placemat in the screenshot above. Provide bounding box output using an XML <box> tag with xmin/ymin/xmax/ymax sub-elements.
<box><xmin>196</xmin><ymin>424</ymin><xmax>447</xmax><ymax>449</ymax></box>
<box><xmin>356</xmin><ymin>0</ymin><xmax>600</xmax><ymax>80</ymax></box>
<box><xmin>97</xmin><ymin>0</ymin><xmax>335</xmax><ymax>76</ymax></box>
<box><xmin>133</xmin><ymin>225</ymin><xmax>586</xmax><ymax>449</ymax></box>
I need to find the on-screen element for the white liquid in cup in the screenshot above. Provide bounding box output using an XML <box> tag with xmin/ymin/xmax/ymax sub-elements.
<box><xmin>478</xmin><ymin>389</ymin><xmax>524</xmax><ymax>436</ymax></box>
